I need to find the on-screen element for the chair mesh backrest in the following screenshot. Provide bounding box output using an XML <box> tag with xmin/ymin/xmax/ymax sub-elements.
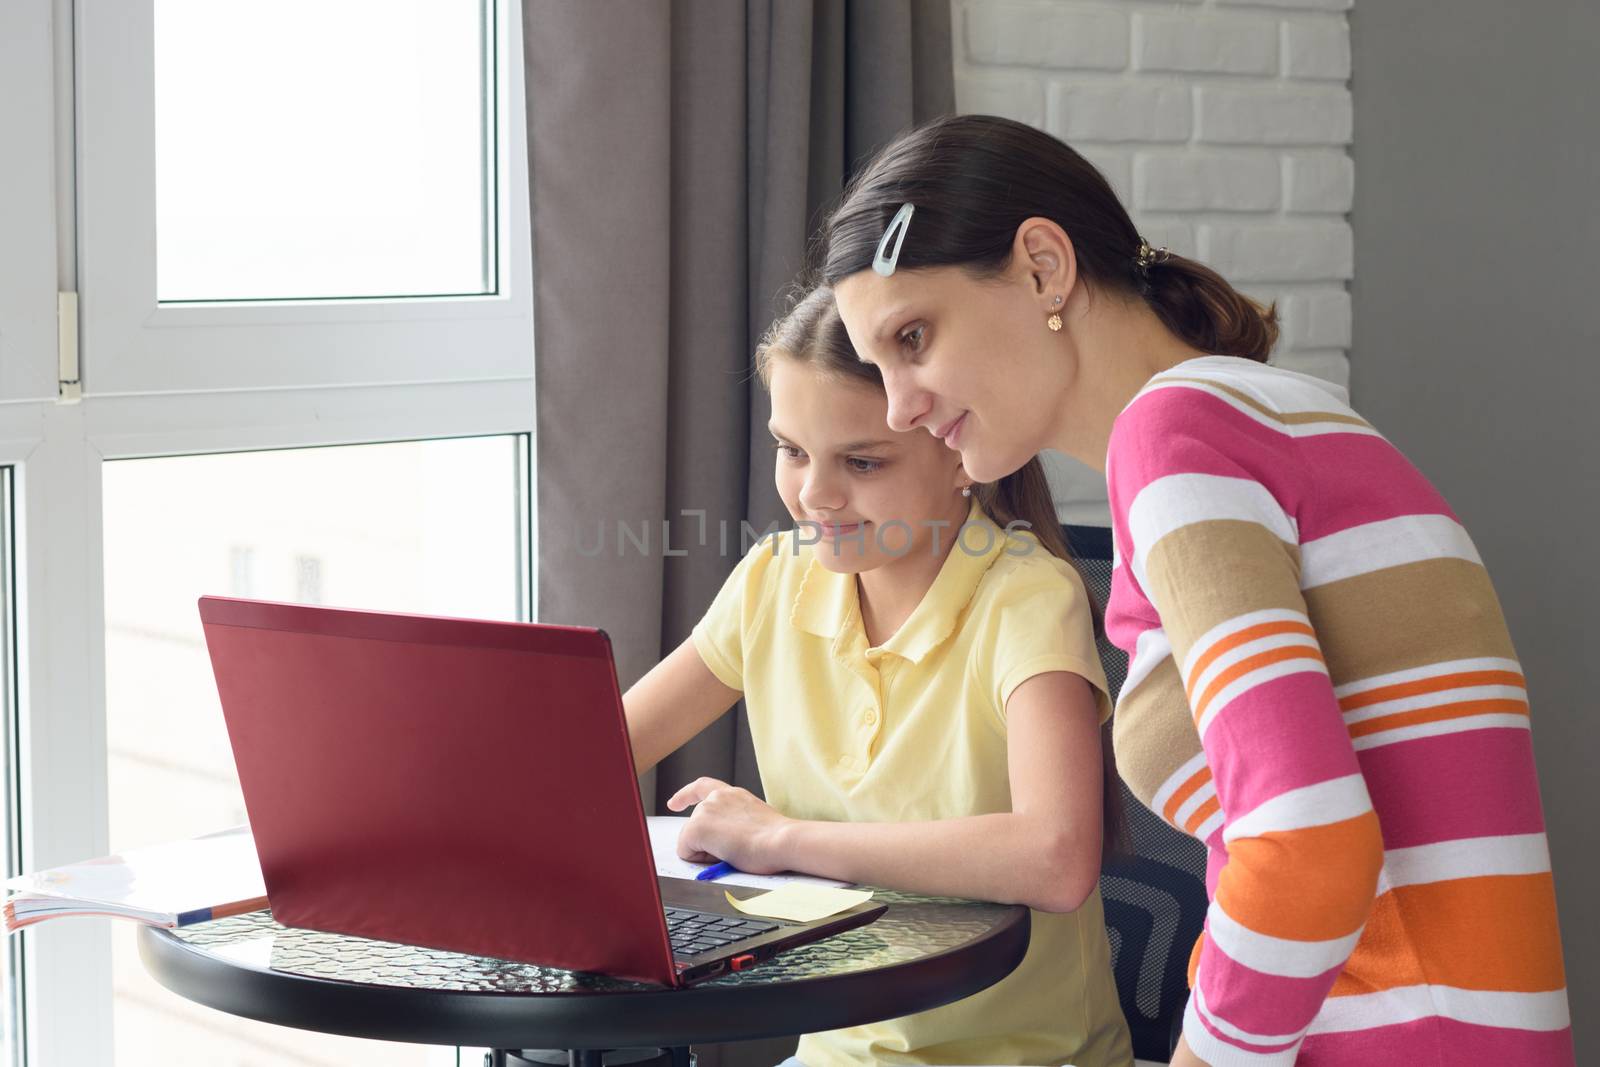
<box><xmin>1065</xmin><ymin>525</ymin><xmax>1208</xmax><ymax>1064</ymax></box>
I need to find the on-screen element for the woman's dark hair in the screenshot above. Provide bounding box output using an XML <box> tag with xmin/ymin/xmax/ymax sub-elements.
<box><xmin>756</xmin><ymin>286</ymin><xmax>1126</xmax><ymax>862</ymax></box>
<box><xmin>819</xmin><ymin>114</ymin><xmax>1277</xmax><ymax>363</ymax></box>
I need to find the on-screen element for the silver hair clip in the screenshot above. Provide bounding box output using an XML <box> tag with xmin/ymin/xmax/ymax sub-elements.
<box><xmin>872</xmin><ymin>203</ymin><xmax>916</xmax><ymax>277</ymax></box>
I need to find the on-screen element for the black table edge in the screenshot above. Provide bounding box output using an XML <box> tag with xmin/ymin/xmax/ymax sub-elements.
<box><xmin>138</xmin><ymin>907</ymin><xmax>1031</xmax><ymax>1050</ymax></box>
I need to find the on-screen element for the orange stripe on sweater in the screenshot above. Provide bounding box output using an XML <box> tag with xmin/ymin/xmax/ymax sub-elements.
<box><xmin>1185</xmin><ymin>620</ymin><xmax>1318</xmax><ymax>703</ymax></box>
<box><xmin>1346</xmin><ymin>698</ymin><xmax>1530</xmax><ymax>739</ymax></box>
<box><xmin>1329</xmin><ymin>873</ymin><xmax>1567</xmax><ymax>997</ymax></box>
<box><xmin>1184</xmin><ymin>796</ymin><xmax>1222</xmax><ymax>836</ymax></box>
<box><xmin>1162</xmin><ymin>766</ymin><xmax>1213</xmax><ymax>825</ymax></box>
<box><xmin>1213</xmin><ymin>812</ymin><xmax>1383</xmax><ymax>942</ymax></box>
<box><xmin>1338</xmin><ymin>669</ymin><xmax>1527</xmax><ymax>711</ymax></box>
<box><xmin>1192</xmin><ymin>645</ymin><xmax>1328</xmax><ymax>727</ymax></box>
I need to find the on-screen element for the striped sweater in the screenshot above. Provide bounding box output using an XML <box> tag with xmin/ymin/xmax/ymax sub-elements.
<box><xmin>1104</xmin><ymin>357</ymin><xmax>1572</xmax><ymax>1066</ymax></box>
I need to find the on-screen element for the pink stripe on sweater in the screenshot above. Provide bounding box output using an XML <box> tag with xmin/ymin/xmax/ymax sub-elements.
<box><xmin>1358</xmin><ymin>728</ymin><xmax>1547</xmax><ymax>849</ymax></box>
<box><xmin>1202</xmin><ymin>671</ymin><xmax>1361</xmax><ymax>818</ymax></box>
<box><xmin>1299</xmin><ymin>1016</ymin><xmax>1574</xmax><ymax>1067</ymax></box>
<box><xmin>1206</xmin><ymin>844</ymin><xmax>1226</xmax><ymax>897</ymax></box>
<box><xmin>1111</xmin><ymin>382</ymin><xmax>1463</xmax><ymax>546</ymax></box>
<box><xmin>1110</xmin><ymin>387</ymin><xmax>1308</xmax><ymax>510</ymax></box>
<box><xmin>1291</xmin><ymin>432</ymin><xmax>1458</xmax><ymax>540</ymax></box>
<box><xmin>1105</xmin><ymin>563</ymin><xmax>1154</xmax><ymax>651</ymax></box>
<box><xmin>1197</xmin><ymin>935</ymin><xmax>1347</xmax><ymax>1039</ymax></box>
<box><xmin>1192</xmin><ymin>1006</ymin><xmax>1304</xmax><ymax>1059</ymax></box>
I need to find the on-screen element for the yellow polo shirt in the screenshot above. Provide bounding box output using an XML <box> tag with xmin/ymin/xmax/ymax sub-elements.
<box><xmin>691</xmin><ymin>503</ymin><xmax>1133</xmax><ymax>1067</ymax></box>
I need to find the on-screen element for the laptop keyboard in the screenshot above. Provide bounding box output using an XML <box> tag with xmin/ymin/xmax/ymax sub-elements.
<box><xmin>664</xmin><ymin>906</ymin><xmax>779</xmax><ymax>958</ymax></box>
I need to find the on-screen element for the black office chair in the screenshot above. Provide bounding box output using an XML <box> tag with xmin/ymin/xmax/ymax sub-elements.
<box><xmin>1063</xmin><ymin>525</ymin><xmax>1209</xmax><ymax>1066</ymax></box>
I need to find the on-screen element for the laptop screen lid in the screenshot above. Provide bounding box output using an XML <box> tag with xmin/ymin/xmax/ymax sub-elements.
<box><xmin>198</xmin><ymin>595</ymin><xmax>681</xmax><ymax>986</ymax></box>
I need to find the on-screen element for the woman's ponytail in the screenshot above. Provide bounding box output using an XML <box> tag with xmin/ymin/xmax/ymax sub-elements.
<box><xmin>1140</xmin><ymin>253</ymin><xmax>1278</xmax><ymax>364</ymax></box>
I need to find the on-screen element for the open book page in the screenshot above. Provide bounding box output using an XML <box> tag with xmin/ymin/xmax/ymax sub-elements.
<box><xmin>646</xmin><ymin>816</ymin><xmax>850</xmax><ymax>890</ymax></box>
<box><xmin>3</xmin><ymin>825</ymin><xmax>267</xmax><ymax>930</ymax></box>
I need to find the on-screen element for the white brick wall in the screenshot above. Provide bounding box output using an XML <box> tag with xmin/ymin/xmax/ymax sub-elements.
<box><xmin>953</xmin><ymin>0</ymin><xmax>1354</xmax><ymax>522</ymax></box>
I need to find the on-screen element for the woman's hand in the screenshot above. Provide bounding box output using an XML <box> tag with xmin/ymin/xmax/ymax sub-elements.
<box><xmin>1167</xmin><ymin>1035</ymin><xmax>1212</xmax><ymax>1067</ymax></box>
<box><xmin>666</xmin><ymin>777</ymin><xmax>794</xmax><ymax>874</ymax></box>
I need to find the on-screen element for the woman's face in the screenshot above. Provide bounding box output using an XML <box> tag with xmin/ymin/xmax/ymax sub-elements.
<box><xmin>834</xmin><ymin>264</ymin><xmax>1067</xmax><ymax>484</ymax></box>
<box><xmin>767</xmin><ymin>359</ymin><xmax>969</xmax><ymax>576</ymax></box>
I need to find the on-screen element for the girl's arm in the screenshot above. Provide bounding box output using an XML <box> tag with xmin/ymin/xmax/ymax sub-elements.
<box><xmin>668</xmin><ymin>669</ymin><xmax>1104</xmax><ymax>913</ymax></box>
<box><xmin>623</xmin><ymin>637</ymin><xmax>742</xmax><ymax>776</ymax></box>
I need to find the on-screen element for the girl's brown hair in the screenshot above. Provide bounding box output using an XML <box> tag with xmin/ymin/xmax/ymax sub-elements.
<box><xmin>756</xmin><ymin>286</ymin><xmax>1126</xmax><ymax>861</ymax></box>
<box><xmin>818</xmin><ymin>114</ymin><xmax>1277</xmax><ymax>362</ymax></box>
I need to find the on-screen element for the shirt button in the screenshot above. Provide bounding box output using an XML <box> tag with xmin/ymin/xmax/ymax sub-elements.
<box><xmin>863</xmin><ymin>708</ymin><xmax>878</xmax><ymax>726</ymax></box>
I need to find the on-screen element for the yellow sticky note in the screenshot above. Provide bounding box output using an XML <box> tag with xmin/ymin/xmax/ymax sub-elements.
<box><xmin>724</xmin><ymin>884</ymin><xmax>874</xmax><ymax>923</ymax></box>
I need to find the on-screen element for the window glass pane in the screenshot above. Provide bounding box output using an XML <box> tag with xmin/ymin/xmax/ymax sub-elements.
<box><xmin>155</xmin><ymin>0</ymin><xmax>494</xmax><ymax>302</ymax></box>
<box><xmin>102</xmin><ymin>437</ymin><xmax>524</xmax><ymax>1066</ymax></box>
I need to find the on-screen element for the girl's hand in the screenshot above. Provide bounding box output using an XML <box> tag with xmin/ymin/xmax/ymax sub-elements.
<box><xmin>666</xmin><ymin>777</ymin><xmax>793</xmax><ymax>874</ymax></box>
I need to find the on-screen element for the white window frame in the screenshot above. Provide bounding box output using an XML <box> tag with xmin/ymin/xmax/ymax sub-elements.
<box><xmin>0</xmin><ymin>0</ymin><xmax>537</xmax><ymax>1062</ymax></box>
<box><xmin>0</xmin><ymin>0</ymin><xmax>62</xmax><ymax>406</ymax></box>
<box><xmin>75</xmin><ymin>0</ymin><xmax>533</xmax><ymax>397</ymax></box>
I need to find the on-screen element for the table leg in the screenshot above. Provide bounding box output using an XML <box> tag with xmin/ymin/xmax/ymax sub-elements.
<box><xmin>490</xmin><ymin>1049</ymin><xmax>689</xmax><ymax>1067</ymax></box>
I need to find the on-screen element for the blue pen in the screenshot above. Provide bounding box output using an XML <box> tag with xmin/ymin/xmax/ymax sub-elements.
<box><xmin>695</xmin><ymin>860</ymin><xmax>739</xmax><ymax>882</ymax></box>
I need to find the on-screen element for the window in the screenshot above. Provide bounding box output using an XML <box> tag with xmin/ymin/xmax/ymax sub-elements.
<box><xmin>77</xmin><ymin>0</ymin><xmax>532</xmax><ymax>396</ymax></box>
<box><xmin>0</xmin><ymin>470</ymin><xmax>21</xmax><ymax>1066</ymax></box>
<box><xmin>155</xmin><ymin>0</ymin><xmax>496</xmax><ymax>302</ymax></box>
<box><xmin>2</xmin><ymin>0</ymin><xmax>536</xmax><ymax>1062</ymax></box>
<box><xmin>103</xmin><ymin>438</ymin><xmax>525</xmax><ymax>1067</ymax></box>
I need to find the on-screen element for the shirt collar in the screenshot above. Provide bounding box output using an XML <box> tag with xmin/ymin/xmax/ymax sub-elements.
<box><xmin>789</xmin><ymin>500</ymin><xmax>1008</xmax><ymax>664</ymax></box>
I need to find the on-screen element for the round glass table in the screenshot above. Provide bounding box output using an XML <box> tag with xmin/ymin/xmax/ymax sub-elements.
<box><xmin>138</xmin><ymin>889</ymin><xmax>1030</xmax><ymax>1064</ymax></box>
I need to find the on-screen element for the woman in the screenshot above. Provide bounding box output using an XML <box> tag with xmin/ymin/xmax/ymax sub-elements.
<box><xmin>818</xmin><ymin>114</ymin><xmax>1572</xmax><ymax>1067</ymax></box>
<box><xmin>624</xmin><ymin>287</ymin><xmax>1132</xmax><ymax>1066</ymax></box>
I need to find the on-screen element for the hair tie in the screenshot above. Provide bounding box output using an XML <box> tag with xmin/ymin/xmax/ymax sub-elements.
<box><xmin>1135</xmin><ymin>237</ymin><xmax>1171</xmax><ymax>275</ymax></box>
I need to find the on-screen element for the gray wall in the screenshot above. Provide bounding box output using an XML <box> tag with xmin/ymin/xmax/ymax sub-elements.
<box><xmin>1351</xmin><ymin>2</ymin><xmax>1598</xmax><ymax>1057</ymax></box>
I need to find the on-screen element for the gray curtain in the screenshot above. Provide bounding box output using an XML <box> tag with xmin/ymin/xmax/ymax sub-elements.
<box><xmin>526</xmin><ymin>0</ymin><xmax>951</xmax><ymax>802</ymax></box>
<box><xmin>525</xmin><ymin>3</ymin><xmax>950</xmax><ymax>1060</ymax></box>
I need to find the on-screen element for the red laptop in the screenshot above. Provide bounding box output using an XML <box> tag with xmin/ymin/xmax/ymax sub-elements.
<box><xmin>198</xmin><ymin>596</ymin><xmax>884</xmax><ymax>987</ymax></box>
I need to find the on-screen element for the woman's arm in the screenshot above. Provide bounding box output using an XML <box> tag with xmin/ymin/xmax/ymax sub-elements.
<box><xmin>623</xmin><ymin>637</ymin><xmax>742</xmax><ymax>775</ymax></box>
<box><xmin>667</xmin><ymin>669</ymin><xmax>1105</xmax><ymax>913</ymax></box>
<box><xmin>1168</xmin><ymin>1036</ymin><xmax>1213</xmax><ymax>1067</ymax></box>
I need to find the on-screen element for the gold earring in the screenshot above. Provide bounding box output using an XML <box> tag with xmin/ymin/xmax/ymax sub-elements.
<box><xmin>1047</xmin><ymin>295</ymin><xmax>1063</xmax><ymax>332</ymax></box>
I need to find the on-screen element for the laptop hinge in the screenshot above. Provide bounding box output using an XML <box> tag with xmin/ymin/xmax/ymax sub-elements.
<box><xmin>58</xmin><ymin>291</ymin><xmax>81</xmax><ymax>403</ymax></box>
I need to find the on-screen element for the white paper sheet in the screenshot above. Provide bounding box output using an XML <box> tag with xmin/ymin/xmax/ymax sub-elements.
<box><xmin>645</xmin><ymin>816</ymin><xmax>850</xmax><ymax>890</ymax></box>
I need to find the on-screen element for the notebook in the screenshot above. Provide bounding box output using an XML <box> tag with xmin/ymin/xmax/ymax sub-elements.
<box><xmin>3</xmin><ymin>825</ymin><xmax>266</xmax><ymax>931</ymax></box>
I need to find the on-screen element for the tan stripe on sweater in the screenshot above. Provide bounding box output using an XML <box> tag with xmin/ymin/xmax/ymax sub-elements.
<box><xmin>1144</xmin><ymin>519</ymin><xmax>1306</xmax><ymax>660</ymax></box>
<box><xmin>1113</xmin><ymin>654</ymin><xmax>1203</xmax><ymax>814</ymax></box>
<box><xmin>1303</xmin><ymin>557</ymin><xmax>1519</xmax><ymax>687</ymax></box>
<box><xmin>1160</xmin><ymin>377</ymin><xmax>1375</xmax><ymax>429</ymax></box>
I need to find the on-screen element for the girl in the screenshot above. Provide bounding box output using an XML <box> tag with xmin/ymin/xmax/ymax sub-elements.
<box><xmin>816</xmin><ymin>114</ymin><xmax>1572</xmax><ymax>1067</ymax></box>
<box><xmin>623</xmin><ymin>287</ymin><xmax>1133</xmax><ymax>1067</ymax></box>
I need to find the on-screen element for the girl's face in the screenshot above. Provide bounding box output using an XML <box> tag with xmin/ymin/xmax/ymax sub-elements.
<box><xmin>834</xmin><ymin>264</ymin><xmax>1068</xmax><ymax>484</ymax></box>
<box><xmin>767</xmin><ymin>359</ymin><xmax>969</xmax><ymax>576</ymax></box>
